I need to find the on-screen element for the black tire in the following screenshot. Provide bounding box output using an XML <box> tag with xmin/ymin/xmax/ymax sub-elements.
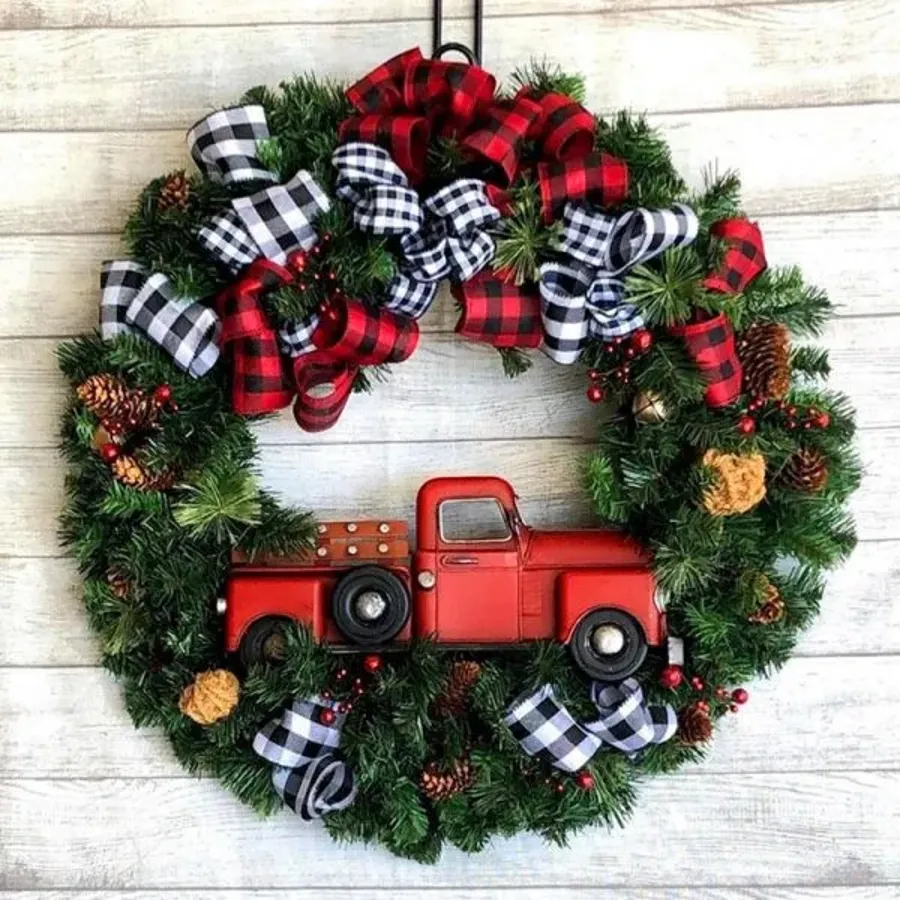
<box><xmin>569</xmin><ymin>609</ymin><xmax>648</xmax><ymax>682</ymax></box>
<box><xmin>331</xmin><ymin>565</ymin><xmax>410</xmax><ymax>646</ymax></box>
<box><xmin>239</xmin><ymin>616</ymin><xmax>290</xmax><ymax>669</ymax></box>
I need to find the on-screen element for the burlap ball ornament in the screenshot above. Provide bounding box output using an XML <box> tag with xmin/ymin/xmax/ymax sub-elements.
<box><xmin>701</xmin><ymin>449</ymin><xmax>767</xmax><ymax>516</ymax></box>
<box><xmin>179</xmin><ymin>669</ymin><xmax>241</xmax><ymax>725</ymax></box>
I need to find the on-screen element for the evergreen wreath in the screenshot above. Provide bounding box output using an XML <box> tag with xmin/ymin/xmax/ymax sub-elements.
<box><xmin>58</xmin><ymin>49</ymin><xmax>861</xmax><ymax>862</ymax></box>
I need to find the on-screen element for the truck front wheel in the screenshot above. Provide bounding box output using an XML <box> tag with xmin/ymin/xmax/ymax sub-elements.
<box><xmin>331</xmin><ymin>566</ymin><xmax>411</xmax><ymax>646</ymax></box>
<box><xmin>239</xmin><ymin>616</ymin><xmax>290</xmax><ymax>669</ymax></box>
<box><xmin>570</xmin><ymin>609</ymin><xmax>648</xmax><ymax>682</ymax></box>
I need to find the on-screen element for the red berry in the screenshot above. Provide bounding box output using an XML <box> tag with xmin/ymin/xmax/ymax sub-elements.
<box><xmin>731</xmin><ymin>688</ymin><xmax>749</xmax><ymax>705</ymax></box>
<box><xmin>604</xmin><ymin>343</ymin><xmax>617</xmax><ymax>355</ymax></box>
<box><xmin>629</xmin><ymin>329</ymin><xmax>653</xmax><ymax>354</ymax></box>
<box><xmin>738</xmin><ymin>415</ymin><xmax>756</xmax><ymax>435</ymax></box>
<box><xmin>334</xmin><ymin>667</ymin><xmax>349</xmax><ymax>682</ymax></box>
<box><xmin>99</xmin><ymin>443</ymin><xmax>120</xmax><ymax>463</ymax></box>
<box><xmin>624</xmin><ymin>347</ymin><xmax>636</xmax><ymax>360</ymax></box>
<box><xmin>659</xmin><ymin>664</ymin><xmax>684</xmax><ymax>690</ymax></box>
<box><xmin>319</xmin><ymin>708</ymin><xmax>336</xmax><ymax>726</ymax></box>
<box><xmin>586</xmin><ymin>384</ymin><xmax>605</xmax><ymax>404</ymax></box>
<box><xmin>575</xmin><ymin>771</ymin><xmax>595</xmax><ymax>791</ymax></box>
<box><xmin>690</xmin><ymin>676</ymin><xmax>705</xmax><ymax>691</ymax></box>
<box><xmin>715</xmin><ymin>686</ymin><xmax>728</xmax><ymax>699</ymax></box>
<box><xmin>614</xmin><ymin>337</ymin><xmax>624</xmax><ymax>345</ymax></box>
<box><xmin>321</xmin><ymin>690</ymin><xmax>332</xmax><ymax>701</ymax></box>
<box><xmin>337</xmin><ymin>701</ymin><xmax>353</xmax><ymax>714</ymax></box>
<box><xmin>815</xmin><ymin>412</ymin><xmax>831</xmax><ymax>429</ymax></box>
<box><xmin>786</xmin><ymin>420</ymin><xmax>798</xmax><ymax>430</ymax></box>
<box><xmin>787</xmin><ymin>406</ymin><xmax>797</xmax><ymax>417</ymax></box>
<box><xmin>729</xmin><ymin>703</ymin><xmax>739</xmax><ymax>713</ymax></box>
<box><xmin>362</xmin><ymin>654</ymin><xmax>383</xmax><ymax>674</ymax></box>
<box><xmin>352</xmin><ymin>683</ymin><xmax>366</xmax><ymax>697</ymax></box>
<box><xmin>152</xmin><ymin>384</ymin><xmax>172</xmax><ymax>405</ymax></box>
<box><xmin>696</xmin><ymin>700</ymin><xmax>710</xmax><ymax>713</ymax></box>
<box><xmin>555</xmin><ymin>781</ymin><xmax>566</xmax><ymax>793</ymax></box>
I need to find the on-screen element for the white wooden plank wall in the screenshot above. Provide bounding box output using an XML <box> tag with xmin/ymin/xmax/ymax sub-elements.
<box><xmin>1</xmin><ymin>0</ymin><xmax>899</xmax><ymax>895</ymax></box>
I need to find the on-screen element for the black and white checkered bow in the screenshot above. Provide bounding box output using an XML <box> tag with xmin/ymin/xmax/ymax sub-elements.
<box><xmin>253</xmin><ymin>696</ymin><xmax>357</xmax><ymax>821</ymax></box>
<box><xmin>504</xmin><ymin>678</ymin><xmax>676</xmax><ymax>772</ymax></box>
<box><xmin>100</xmin><ymin>260</ymin><xmax>221</xmax><ymax>377</ymax></box>
<box><xmin>187</xmin><ymin>105</ymin><xmax>279</xmax><ymax>187</ymax></box>
<box><xmin>334</xmin><ymin>142</ymin><xmax>500</xmax><ymax>319</ymax></box>
<box><xmin>539</xmin><ymin>202</ymin><xmax>698</xmax><ymax>363</ymax></box>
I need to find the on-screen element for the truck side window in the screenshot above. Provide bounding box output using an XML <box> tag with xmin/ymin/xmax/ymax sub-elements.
<box><xmin>439</xmin><ymin>499</ymin><xmax>512</xmax><ymax>543</ymax></box>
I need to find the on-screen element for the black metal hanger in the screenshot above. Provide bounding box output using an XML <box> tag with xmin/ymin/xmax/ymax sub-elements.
<box><xmin>432</xmin><ymin>0</ymin><xmax>483</xmax><ymax>64</ymax></box>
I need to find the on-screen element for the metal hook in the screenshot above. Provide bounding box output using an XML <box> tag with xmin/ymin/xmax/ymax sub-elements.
<box><xmin>433</xmin><ymin>0</ymin><xmax>483</xmax><ymax>65</ymax></box>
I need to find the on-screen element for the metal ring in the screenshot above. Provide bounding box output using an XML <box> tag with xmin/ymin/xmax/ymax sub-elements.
<box><xmin>433</xmin><ymin>41</ymin><xmax>477</xmax><ymax>65</ymax></box>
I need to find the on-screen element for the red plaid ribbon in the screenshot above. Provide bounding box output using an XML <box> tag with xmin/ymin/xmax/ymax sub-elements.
<box><xmin>216</xmin><ymin>259</ymin><xmax>294</xmax><ymax>415</ymax></box>
<box><xmin>292</xmin><ymin>296</ymin><xmax>420</xmax><ymax>432</ymax></box>
<box><xmin>340</xmin><ymin>47</ymin><xmax>598</xmax><ymax>194</ymax></box>
<box><xmin>452</xmin><ymin>270</ymin><xmax>543</xmax><ymax>349</ymax></box>
<box><xmin>670</xmin><ymin>313</ymin><xmax>743</xmax><ymax>408</ymax></box>
<box><xmin>703</xmin><ymin>218</ymin><xmax>767</xmax><ymax>294</ymax></box>
<box><xmin>537</xmin><ymin>152</ymin><xmax>629</xmax><ymax>225</ymax></box>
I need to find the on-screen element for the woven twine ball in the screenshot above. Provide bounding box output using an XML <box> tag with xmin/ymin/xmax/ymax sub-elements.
<box><xmin>702</xmin><ymin>449</ymin><xmax>767</xmax><ymax>516</ymax></box>
<box><xmin>179</xmin><ymin>669</ymin><xmax>241</xmax><ymax>725</ymax></box>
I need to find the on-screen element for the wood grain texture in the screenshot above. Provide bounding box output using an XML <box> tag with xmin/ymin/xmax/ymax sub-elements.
<box><xmin>2</xmin><ymin>655</ymin><xmax>897</xmax><ymax>778</ymax></box>
<box><xmin>3</xmin><ymin>892</ymin><xmax>898</xmax><ymax>900</ymax></box>
<box><xmin>3</xmin><ymin>540</ymin><xmax>897</xmax><ymax>667</ymax></box>
<box><xmin>3</xmin><ymin>210</ymin><xmax>899</xmax><ymax>338</ymax></box>
<box><xmin>0</xmin><ymin>424</ymin><xmax>893</xmax><ymax>558</ymax></box>
<box><xmin>1</xmin><ymin>773</ymin><xmax>897</xmax><ymax>888</ymax></box>
<box><xmin>3</xmin><ymin>4</ymin><xmax>898</xmax><ymax>129</ymax></box>
<box><xmin>4</xmin><ymin>104</ymin><xmax>899</xmax><ymax>236</ymax></box>
<box><xmin>0</xmin><ymin>0</ymin><xmax>838</xmax><ymax>29</ymax></box>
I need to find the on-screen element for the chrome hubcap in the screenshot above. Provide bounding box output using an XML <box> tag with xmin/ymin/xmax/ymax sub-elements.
<box><xmin>355</xmin><ymin>590</ymin><xmax>387</xmax><ymax>621</ymax></box>
<box><xmin>591</xmin><ymin>624</ymin><xmax>625</xmax><ymax>656</ymax></box>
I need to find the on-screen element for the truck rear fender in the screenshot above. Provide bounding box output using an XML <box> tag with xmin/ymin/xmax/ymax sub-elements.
<box><xmin>556</xmin><ymin>568</ymin><xmax>663</xmax><ymax>646</ymax></box>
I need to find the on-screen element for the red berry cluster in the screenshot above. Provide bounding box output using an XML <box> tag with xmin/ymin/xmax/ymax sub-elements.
<box><xmin>585</xmin><ymin>330</ymin><xmax>654</xmax><ymax>403</ymax></box>
<box><xmin>659</xmin><ymin>665</ymin><xmax>748</xmax><ymax>714</ymax></box>
<box><xmin>318</xmin><ymin>653</ymin><xmax>383</xmax><ymax>724</ymax></box>
<box><xmin>285</xmin><ymin>234</ymin><xmax>342</xmax><ymax>302</ymax></box>
<box><xmin>738</xmin><ymin>397</ymin><xmax>831</xmax><ymax>436</ymax></box>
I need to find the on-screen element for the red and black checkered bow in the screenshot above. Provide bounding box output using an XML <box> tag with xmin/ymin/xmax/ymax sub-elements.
<box><xmin>339</xmin><ymin>46</ymin><xmax>598</xmax><ymax>199</ymax></box>
<box><xmin>292</xmin><ymin>296</ymin><xmax>420</xmax><ymax>432</ymax></box>
<box><xmin>452</xmin><ymin>269</ymin><xmax>543</xmax><ymax>349</ymax></box>
<box><xmin>216</xmin><ymin>259</ymin><xmax>295</xmax><ymax>415</ymax></box>
<box><xmin>703</xmin><ymin>218</ymin><xmax>767</xmax><ymax>295</ymax></box>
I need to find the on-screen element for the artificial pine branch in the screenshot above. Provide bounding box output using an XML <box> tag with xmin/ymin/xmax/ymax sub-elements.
<box><xmin>509</xmin><ymin>60</ymin><xmax>587</xmax><ymax>103</ymax></box>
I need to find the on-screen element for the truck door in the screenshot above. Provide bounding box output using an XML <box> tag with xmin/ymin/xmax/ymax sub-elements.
<box><xmin>433</xmin><ymin>496</ymin><xmax>520</xmax><ymax>642</ymax></box>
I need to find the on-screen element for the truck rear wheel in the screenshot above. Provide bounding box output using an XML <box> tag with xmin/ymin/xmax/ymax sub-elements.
<box><xmin>570</xmin><ymin>609</ymin><xmax>648</xmax><ymax>682</ymax></box>
<box><xmin>239</xmin><ymin>616</ymin><xmax>290</xmax><ymax>669</ymax></box>
<box><xmin>331</xmin><ymin>566</ymin><xmax>410</xmax><ymax>646</ymax></box>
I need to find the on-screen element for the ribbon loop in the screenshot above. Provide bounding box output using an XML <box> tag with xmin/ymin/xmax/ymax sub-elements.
<box><xmin>504</xmin><ymin>678</ymin><xmax>676</xmax><ymax>773</ymax></box>
<box><xmin>100</xmin><ymin>261</ymin><xmax>221</xmax><ymax>378</ymax></box>
<box><xmin>452</xmin><ymin>270</ymin><xmax>543</xmax><ymax>349</ymax></box>
<box><xmin>520</xmin><ymin>89</ymin><xmax>596</xmax><ymax>162</ymax></box>
<box><xmin>216</xmin><ymin>259</ymin><xmax>294</xmax><ymax>415</ymax></box>
<box><xmin>703</xmin><ymin>217</ymin><xmax>767</xmax><ymax>294</ymax></box>
<box><xmin>253</xmin><ymin>696</ymin><xmax>357</xmax><ymax>820</ymax></box>
<box><xmin>461</xmin><ymin>95</ymin><xmax>543</xmax><ymax>186</ymax></box>
<box><xmin>670</xmin><ymin>313</ymin><xmax>743</xmax><ymax>409</ymax></box>
<box><xmin>538</xmin><ymin>152</ymin><xmax>629</xmax><ymax>225</ymax></box>
<box><xmin>187</xmin><ymin>105</ymin><xmax>278</xmax><ymax>187</ymax></box>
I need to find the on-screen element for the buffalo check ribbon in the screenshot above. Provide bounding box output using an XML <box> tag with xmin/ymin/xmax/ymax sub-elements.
<box><xmin>704</xmin><ymin>217</ymin><xmax>767</xmax><ymax>295</ymax></box>
<box><xmin>100</xmin><ymin>260</ymin><xmax>220</xmax><ymax>377</ymax></box>
<box><xmin>339</xmin><ymin>47</ymin><xmax>599</xmax><ymax>206</ymax></box>
<box><xmin>216</xmin><ymin>258</ymin><xmax>295</xmax><ymax>415</ymax></box>
<box><xmin>539</xmin><ymin>202</ymin><xmax>699</xmax><ymax>363</ymax></box>
<box><xmin>504</xmin><ymin>678</ymin><xmax>676</xmax><ymax>773</ymax></box>
<box><xmin>253</xmin><ymin>696</ymin><xmax>357</xmax><ymax>821</ymax></box>
<box><xmin>452</xmin><ymin>269</ymin><xmax>543</xmax><ymax>349</ymax></box>
<box><xmin>333</xmin><ymin>142</ymin><xmax>501</xmax><ymax>319</ymax></box>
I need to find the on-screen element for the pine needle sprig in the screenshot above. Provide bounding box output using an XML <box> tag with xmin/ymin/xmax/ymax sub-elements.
<box><xmin>509</xmin><ymin>60</ymin><xmax>587</xmax><ymax>103</ymax></box>
<box><xmin>491</xmin><ymin>179</ymin><xmax>560</xmax><ymax>285</ymax></box>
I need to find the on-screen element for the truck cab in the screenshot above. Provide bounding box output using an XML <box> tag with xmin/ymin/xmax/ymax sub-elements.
<box><xmin>224</xmin><ymin>476</ymin><xmax>668</xmax><ymax>681</ymax></box>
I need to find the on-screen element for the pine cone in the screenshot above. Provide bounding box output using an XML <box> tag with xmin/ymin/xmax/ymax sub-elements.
<box><xmin>76</xmin><ymin>374</ymin><xmax>128</xmax><ymax>420</ymax></box>
<box><xmin>738</xmin><ymin>322</ymin><xmax>791</xmax><ymax>401</ymax></box>
<box><xmin>179</xmin><ymin>669</ymin><xmax>240</xmax><ymax>725</ymax></box>
<box><xmin>678</xmin><ymin>703</ymin><xmax>713</xmax><ymax>745</ymax></box>
<box><xmin>433</xmin><ymin>660</ymin><xmax>482</xmax><ymax>717</ymax></box>
<box><xmin>111</xmin><ymin>454</ymin><xmax>174</xmax><ymax>492</ymax></box>
<box><xmin>110</xmin><ymin>388</ymin><xmax>161</xmax><ymax>433</ymax></box>
<box><xmin>158</xmin><ymin>171</ymin><xmax>191</xmax><ymax>211</ymax></box>
<box><xmin>748</xmin><ymin>576</ymin><xmax>786</xmax><ymax>624</ymax></box>
<box><xmin>420</xmin><ymin>756</ymin><xmax>475</xmax><ymax>802</ymax></box>
<box><xmin>780</xmin><ymin>447</ymin><xmax>829</xmax><ymax>493</ymax></box>
<box><xmin>107</xmin><ymin>569</ymin><xmax>131</xmax><ymax>599</ymax></box>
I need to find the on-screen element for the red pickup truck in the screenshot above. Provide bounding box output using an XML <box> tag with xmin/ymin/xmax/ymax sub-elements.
<box><xmin>223</xmin><ymin>476</ymin><xmax>672</xmax><ymax>681</ymax></box>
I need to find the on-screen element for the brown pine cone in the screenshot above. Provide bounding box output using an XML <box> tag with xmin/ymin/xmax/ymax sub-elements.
<box><xmin>179</xmin><ymin>669</ymin><xmax>240</xmax><ymax>725</ymax></box>
<box><xmin>158</xmin><ymin>171</ymin><xmax>191</xmax><ymax>211</ymax></box>
<box><xmin>111</xmin><ymin>388</ymin><xmax>161</xmax><ymax>433</ymax></box>
<box><xmin>76</xmin><ymin>374</ymin><xmax>128</xmax><ymax>420</ymax></box>
<box><xmin>420</xmin><ymin>756</ymin><xmax>475</xmax><ymax>802</ymax></box>
<box><xmin>111</xmin><ymin>454</ymin><xmax>174</xmax><ymax>492</ymax></box>
<box><xmin>678</xmin><ymin>703</ymin><xmax>713</xmax><ymax>745</ymax></box>
<box><xmin>748</xmin><ymin>576</ymin><xmax>786</xmax><ymax>624</ymax></box>
<box><xmin>433</xmin><ymin>660</ymin><xmax>482</xmax><ymax>717</ymax></box>
<box><xmin>738</xmin><ymin>322</ymin><xmax>791</xmax><ymax>401</ymax></box>
<box><xmin>780</xmin><ymin>447</ymin><xmax>829</xmax><ymax>494</ymax></box>
<box><xmin>106</xmin><ymin>569</ymin><xmax>131</xmax><ymax>599</ymax></box>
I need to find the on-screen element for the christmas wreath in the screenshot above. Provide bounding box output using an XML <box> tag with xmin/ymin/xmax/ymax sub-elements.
<box><xmin>58</xmin><ymin>48</ymin><xmax>860</xmax><ymax>862</ymax></box>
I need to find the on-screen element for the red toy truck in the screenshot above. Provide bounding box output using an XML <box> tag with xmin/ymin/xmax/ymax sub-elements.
<box><xmin>223</xmin><ymin>476</ymin><xmax>673</xmax><ymax>681</ymax></box>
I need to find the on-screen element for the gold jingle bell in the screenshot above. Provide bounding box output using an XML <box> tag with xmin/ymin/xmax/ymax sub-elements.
<box><xmin>632</xmin><ymin>390</ymin><xmax>668</xmax><ymax>424</ymax></box>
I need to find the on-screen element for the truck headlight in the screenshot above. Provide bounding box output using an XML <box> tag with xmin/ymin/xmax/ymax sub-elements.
<box><xmin>417</xmin><ymin>570</ymin><xmax>436</xmax><ymax>589</ymax></box>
